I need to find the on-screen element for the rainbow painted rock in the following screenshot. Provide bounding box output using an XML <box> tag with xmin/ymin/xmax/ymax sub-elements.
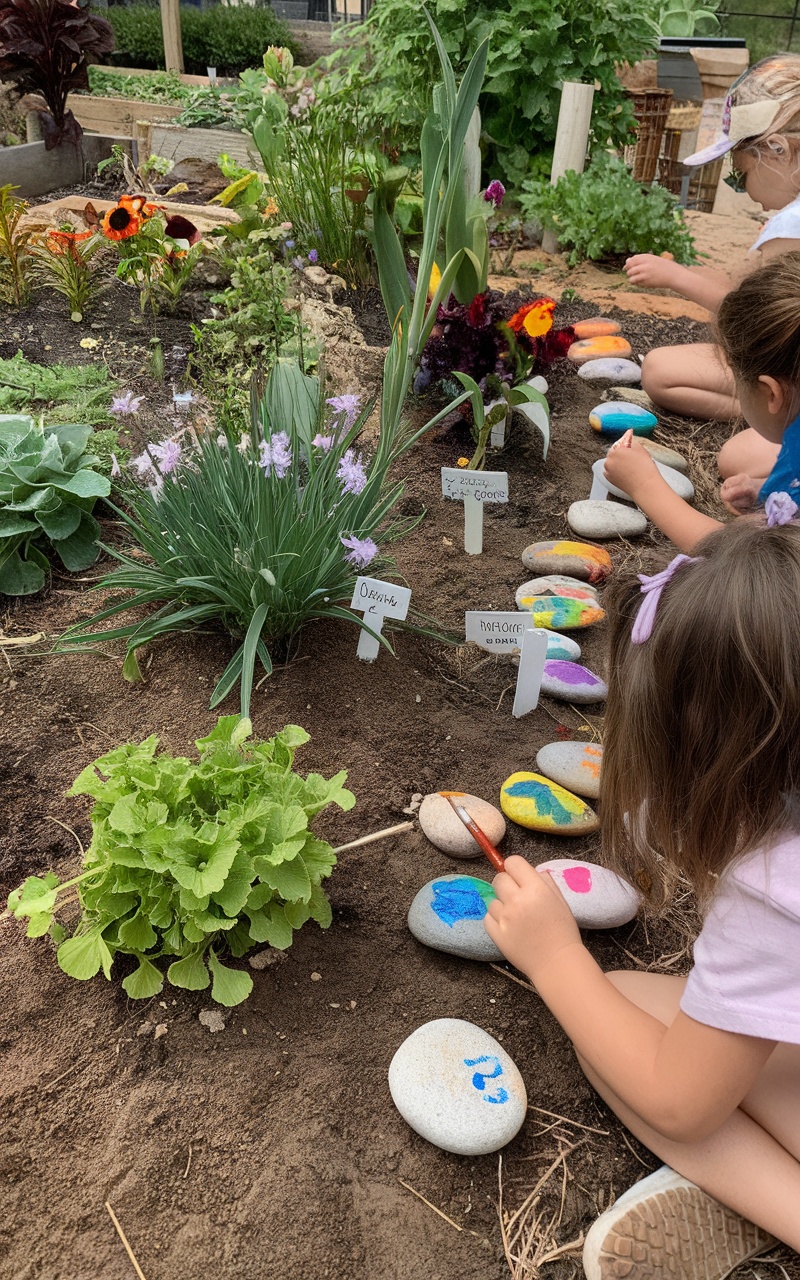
<box><xmin>541</xmin><ymin>659</ymin><xmax>608</xmax><ymax>704</ymax></box>
<box><xmin>518</xmin><ymin>595</ymin><xmax>605</xmax><ymax>631</ymax></box>
<box><xmin>515</xmin><ymin>575</ymin><xmax>598</xmax><ymax>606</ymax></box>
<box><xmin>589</xmin><ymin>401</ymin><xmax>657</xmax><ymax>437</ymax></box>
<box><xmin>536</xmin><ymin>742</ymin><xmax>603</xmax><ymax>800</ymax></box>
<box><xmin>500</xmin><ymin>772</ymin><xmax>600</xmax><ymax>836</ymax></box>
<box><xmin>407</xmin><ymin>874</ymin><xmax>501</xmax><ymax>961</ymax></box>
<box><xmin>573</xmin><ymin>317</ymin><xmax>621</xmax><ymax>340</ymax></box>
<box><xmin>568</xmin><ymin>336</ymin><xmax>633</xmax><ymax>365</ymax></box>
<box><xmin>521</xmin><ymin>539</ymin><xmax>612</xmax><ymax>584</ymax></box>
<box><xmin>537</xmin><ymin>859</ymin><xmax>641</xmax><ymax>928</ymax></box>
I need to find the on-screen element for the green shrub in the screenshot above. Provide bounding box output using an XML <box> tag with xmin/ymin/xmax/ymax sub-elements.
<box><xmin>520</xmin><ymin>154</ymin><xmax>697</xmax><ymax>266</ymax></box>
<box><xmin>105</xmin><ymin>5</ymin><xmax>297</xmax><ymax>76</ymax></box>
<box><xmin>86</xmin><ymin>65</ymin><xmax>193</xmax><ymax>103</ymax></box>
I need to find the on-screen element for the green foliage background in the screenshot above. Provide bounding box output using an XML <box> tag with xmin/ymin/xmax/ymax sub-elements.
<box><xmin>104</xmin><ymin>5</ymin><xmax>297</xmax><ymax>76</ymax></box>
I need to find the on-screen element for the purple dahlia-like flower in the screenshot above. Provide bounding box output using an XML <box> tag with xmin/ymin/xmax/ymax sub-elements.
<box><xmin>326</xmin><ymin>393</ymin><xmax>362</xmax><ymax>430</ymax></box>
<box><xmin>312</xmin><ymin>433</ymin><xmax>334</xmax><ymax>452</ymax></box>
<box><xmin>337</xmin><ymin>449</ymin><xmax>367</xmax><ymax>496</ymax></box>
<box><xmin>259</xmin><ymin>430</ymin><xmax>293</xmax><ymax>479</ymax></box>
<box><xmin>483</xmin><ymin>180</ymin><xmax>506</xmax><ymax>208</ymax></box>
<box><xmin>340</xmin><ymin>534</ymin><xmax>378</xmax><ymax>568</ymax></box>
<box><xmin>150</xmin><ymin>439</ymin><xmax>182</xmax><ymax>475</ymax></box>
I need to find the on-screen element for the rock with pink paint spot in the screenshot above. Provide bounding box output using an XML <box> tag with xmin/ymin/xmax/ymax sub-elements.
<box><xmin>537</xmin><ymin>859</ymin><xmax>641</xmax><ymax>929</ymax></box>
<box><xmin>540</xmin><ymin>660</ymin><xmax>607</xmax><ymax>705</ymax></box>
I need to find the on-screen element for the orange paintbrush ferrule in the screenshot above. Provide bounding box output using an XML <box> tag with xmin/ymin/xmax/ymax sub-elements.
<box><xmin>442</xmin><ymin>794</ymin><xmax>505</xmax><ymax>872</ymax></box>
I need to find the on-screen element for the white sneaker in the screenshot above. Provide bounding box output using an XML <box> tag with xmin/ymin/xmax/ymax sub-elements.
<box><xmin>582</xmin><ymin>1165</ymin><xmax>775</xmax><ymax>1279</ymax></box>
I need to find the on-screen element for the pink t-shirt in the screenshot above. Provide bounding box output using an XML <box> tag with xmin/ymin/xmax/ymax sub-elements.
<box><xmin>680</xmin><ymin>831</ymin><xmax>800</xmax><ymax>1044</ymax></box>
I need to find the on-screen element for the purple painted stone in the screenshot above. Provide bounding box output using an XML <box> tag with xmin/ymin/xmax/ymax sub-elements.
<box><xmin>541</xmin><ymin>659</ymin><xmax>608</xmax><ymax>705</ymax></box>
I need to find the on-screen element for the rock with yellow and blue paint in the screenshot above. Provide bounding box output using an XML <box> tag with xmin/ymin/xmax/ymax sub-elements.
<box><xmin>500</xmin><ymin>772</ymin><xmax>600</xmax><ymax>835</ymax></box>
<box><xmin>589</xmin><ymin>401</ymin><xmax>657</xmax><ymax>437</ymax></box>
<box><xmin>518</xmin><ymin>594</ymin><xmax>605</xmax><ymax>631</ymax></box>
<box><xmin>521</xmin><ymin>539</ymin><xmax>612</xmax><ymax>583</ymax></box>
<box><xmin>407</xmin><ymin>874</ymin><xmax>502</xmax><ymax>961</ymax></box>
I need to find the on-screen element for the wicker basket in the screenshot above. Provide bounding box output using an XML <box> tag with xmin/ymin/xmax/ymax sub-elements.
<box><xmin>624</xmin><ymin>88</ymin><xmax>675</xmax><ymax>183</ymax></box>
<box><xmin>658</xmin><ymin>130</ymin><xmax>723</xmax><ymax>212</ymax></box>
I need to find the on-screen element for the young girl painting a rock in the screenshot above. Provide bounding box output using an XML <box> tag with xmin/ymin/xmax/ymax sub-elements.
<box><xmin>485</xmin><ymin>513</ymin><xmax>800</xmax><ymax>1273</ymax></box>
<box><xmin>625</xmin><ymin>53</ymin><xmax>800</xmax><ymax>484</ymax></box>
<box><xmin>604</xmin><ymin>252</ymin><xmax>800</xmax><ymax>549</ymax></box>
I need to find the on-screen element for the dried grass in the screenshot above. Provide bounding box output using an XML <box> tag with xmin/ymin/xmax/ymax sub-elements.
<box><xmin>498</xmin><ymin>1141</ymin><xmax>586</xmax><ymax>1279</ymax></box>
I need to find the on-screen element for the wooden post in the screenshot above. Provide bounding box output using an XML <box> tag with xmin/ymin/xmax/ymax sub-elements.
<box><xmin>160</xmin><ymin>0</ymin><xmax>184</xmax><ymax>74</ymax></box>
<box><xmin>541</xmin><ymin>81</ymin><xmax>595</xmax><ymax>254</ymax></box>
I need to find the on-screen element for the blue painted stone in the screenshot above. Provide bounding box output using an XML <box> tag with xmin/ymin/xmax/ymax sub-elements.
<box><xmin>589</xmin><ymin>401</ymin><xmax>657</xmax><ymax>437</ymax></box>
<box><xmin>407</xmin><ymin>874</ymin><xmax>502</xmax><ymax>961</ymax></box>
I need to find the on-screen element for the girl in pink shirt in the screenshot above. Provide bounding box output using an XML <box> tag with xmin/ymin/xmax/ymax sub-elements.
<box><xmin>485</xmin><ymin>509</ymin><xmax>800</xmax><ymax>1274</ymax></box>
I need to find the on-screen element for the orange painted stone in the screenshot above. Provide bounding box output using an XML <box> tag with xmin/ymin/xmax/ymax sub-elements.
<box><xmin>567</xmin><ymin>336</ymin><xmax>633</xmax><ymax>365</ymax></box>
<box><xmin>572</xmin><ymin>317</ymin><xmax>621</xmax><ymax>340</ymax></box>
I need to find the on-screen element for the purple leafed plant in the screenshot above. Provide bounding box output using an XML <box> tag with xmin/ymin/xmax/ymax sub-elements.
<box><xmin>0</xmin><ymin>0</ymin><xmax>115</xmax><ymax>148</ymax></box>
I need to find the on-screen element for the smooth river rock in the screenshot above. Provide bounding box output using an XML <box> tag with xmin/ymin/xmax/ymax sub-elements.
<box><xmin>500</xmin><ymin>772</ymin><xmax>600</xmax><ymax>835</ymax></box>
<box><xmin>521</xmin><ymin>540</ymin><xmax>612</xmax><ymax>584</ymax></box>
<box><xmin>607</xmin><ymin>386</ymin><xmax>656</xmax><ymax>410</ymax></box>
<box><xmin>418</xmin><ymin>792</ymin><xmax>506</xmax><ymax>860</ymax></box>
<box><xmin>389</xmin><ymin>1018</ymin><xmax>527</xmax><ymax>1155</ymax></box>
<box><xmin>593</xmin><ymin>458</ymin><xmax>694</xmax><ymax>503</ymax></box>
<box><xmin>568</xmin><ymin>336</ymin><xmax>633</xmax><ymax>365</ymax></box>
<box><xmin>537</xmin><ymin>859</ymin><xmax>641</xmax><ymax>928</ymax></box>
<box><xmin>515</xmin><ymin>575</ymin><xmax>599</xmax><ymax>604</ymax></box>
<box><xmin>407</xmin><ymin>874</ymin><xmax>502</xmax><ymax>961</ymax></box>
<box><xmin>573</xmin><ymin>317</ymin><xmax>621</xmax><ymax>339</ymax></box>
<box><xmin>589</xmin><ymin>401</ymin><xmax>657</xmax><ymax>437</ymax></box>
<box><xmin>536</xmin><ymin>741</ymin><xmax>603</xmax><ymax>799</ymax></box>
<box><xmin>567</xmin><ymin>499</ymin><xmax>648</xmax><ymax>540</ymax></box>
<box><xmin>578</xmin><ymin>358</ymin><xmax>642</xmax><ymax>384</ymax></box>
<box><xmin>639</xmin><ymin>439</ymin><xmax>689</xmax><ymax>474</ymax></box>
<box><xmin>541</xmin><ymin>659</ymin><xmax>608</xmax><ymax>704</ymax></box>
<box><xmin>519</xmin><ymin>595</ymin><xmax>605</xmax><ymax>631</ymax></box>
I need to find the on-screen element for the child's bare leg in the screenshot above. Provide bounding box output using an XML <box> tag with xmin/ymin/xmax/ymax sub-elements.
<box><xmin>718</xmin><ymin>427</ymin><xmax>781</xmax><ymax>482</ymax></box>
<box><xmin>641</xmin><ymin>343</ymin><xmax>740</xmax><ymax>420</ymax></box>
<box><xmin>577</xmin><ymin>970</ymin><xmax>800</xmax><ymax>1249</ymax></box>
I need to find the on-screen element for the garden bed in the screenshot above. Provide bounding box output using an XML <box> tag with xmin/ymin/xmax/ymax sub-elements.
<box><xmin>0</xmin><ymin>273</ymin><xmax>753</xmax><ymax>1278</ymax></box>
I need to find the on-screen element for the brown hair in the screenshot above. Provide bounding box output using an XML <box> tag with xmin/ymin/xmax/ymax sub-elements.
<box><xmin>716</xmin><ymin>250</ymin><xmax>800</xmax><ymax>398</ymax></box>
<box><xmin>601</xmin><ymin>515</ymin><xmax>800</xmax><ymax>909</ymax></box>
<box><xmin>730</xmin><ymin>53</ymin><xmax>800</xmax><ymax>151</ymax></box>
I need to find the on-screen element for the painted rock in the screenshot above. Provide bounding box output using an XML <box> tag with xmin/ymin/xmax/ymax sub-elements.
<box><xmin>567</xmin><ymin>500</ymin><xmax>648</xmax><ymax>540</ymax></box>
<box><xmin>536</xmin><ymin>741</ymin><xmax>603</xmax><ymax>799</ymax></box>
<box><xmin>519</xmin><ymin>596</ymin><xmax>605</xmax><ymax>631</ymax></box>
<box><xmin>521</xmin><ymin>539</ymin><xmax>612</xmax><ymax>584</ymax></box>
<box><xmin>388</xmin><ymin>1018</ymin><xmax>527</xmax><ymax>1155</ymax></box>
<box><xmin>418</xmin><ymin>792</ymin><xmax>506</xmax><ymax>860</ymax></box>
<box><xmin>578</xmin><ymin>359</ymin><xmax>641</xmax><ymax>384</ymax></box>
<box><xmin>573</xmin><ymin>317</ymin><xmax>621</xmax><ymax>340</ymax></box>
<box><xmin>568</xmin><ymin>336</ymin><xmax>633</xmax><ymax>365</ymax></box>
<box><xmin>639</xmin><ymin>439</ymin><xmax>689</xmax><ymax>474</ymax></box>
<box><xmin>407</xmin><ymin>874</ymin><xmax>502</xmax><ymax>961</ymax></box>
<box><xmin>593</xmin><ymin>458</ymin><xmax>694</xmax><ymax>503</ymax></box>
<box><xmin>515</xmin><ymin>575</ymin><xmax>598</xmax><ymax>605</ymax></box>
<box><xmin>541</xmin><ymin>659</ymin><xmax>608</xmax><ymax>704</ymax></box>
<box><xmin>589</xmin><ymin>401</ymin><xmax>657</xmax><ymax>437</ymax></box>
<box><xmin>500</xmin><ymin>772</ymin><xmax>600</xmax><ymax>835</ymax></box>
<box><xmin>543</xmin><ymin>631</ymin><xmax>582</xmax><ymax>662</ymax></box>
<box><xmin>537</xmin><ymin>859</ymin><xmax>641</xmax><ymax>928</ymax></box>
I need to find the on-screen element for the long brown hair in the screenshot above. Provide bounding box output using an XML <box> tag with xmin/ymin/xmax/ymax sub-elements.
<box><xmin>716</xmin><ymin>250</ymin><xmax>800</xmax><ymax>396</ymax></box>
<box><xmin>601</xmin><ymin>516</ymin><xmax>800</xmax><ymax>908</ymax></box>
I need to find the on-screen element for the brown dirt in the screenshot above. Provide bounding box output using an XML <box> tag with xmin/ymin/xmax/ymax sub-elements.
<box><xmin>1</xmin><ymin>284</ymin><xmax>797</xmax><ymax>1280</ymax></box>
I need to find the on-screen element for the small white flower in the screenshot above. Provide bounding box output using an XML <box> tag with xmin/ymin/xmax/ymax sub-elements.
<box><xmin>237</xmin><ymin>433</ymin><xmax>251</xmax><ymax>453</ymax></box>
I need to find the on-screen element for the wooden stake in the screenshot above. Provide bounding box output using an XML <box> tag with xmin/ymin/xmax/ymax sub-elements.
<box><xmin>332</xmin><ymin>821</ymin><xmax>414</xmax><ymax>854</ymax></box>
<box><xmin>159</xmin><ymin>0</ymin><xmax>184</xmax><ymax>74</ymax></box>
<box><xmin>105</xmin><ymin>1203</ymin><xmax>149</xmax><ymax>1280</ymax></box>
<box><xmin>541</xmin><ymin>82</ymin><xmax>595</xmax><ymax>254</ymax></box>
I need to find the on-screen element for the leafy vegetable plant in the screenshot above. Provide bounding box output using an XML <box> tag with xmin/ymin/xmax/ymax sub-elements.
<box><xmin>7</xmin><ymin>717</ymin><xmax>355</xmax><ymax>1007</ymax></box>
<box><xmin>0</xmin><ymin>413</ymin><xmax>109</xmax><ymax>595</ymax></box>
<box><xmin>520</xmin><ymin>154</ymin><xmax>697</xmax><ymax>266</ymax></box>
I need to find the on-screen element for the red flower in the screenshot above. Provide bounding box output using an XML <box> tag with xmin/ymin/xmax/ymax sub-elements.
<box><xmin>507</xmin><ymin>297</ymin><xmax>556</xmax><ymax>337</ymax></box>
<box><xmin>164</xmin><ymin>214</ymin><xmax>201</xmax><ymax>245</ymax></box>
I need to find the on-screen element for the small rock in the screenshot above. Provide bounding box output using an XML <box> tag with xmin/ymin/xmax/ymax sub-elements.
<box><xmin>402</xmin><ymin>792</ymin><xmax>424</xmax><ymax>815</ymax></box>
<box><xmin>518</xmin><ymin>595</ymin><xmax>605</xmax><ymax>631</ymax></box>
<box><xmin>154</xmin><ymin>1024</ymin><xmax>168</xmax><ymax>1040</ymax></box>
<box><xmin>199</xmin><ymin>1011</ymin><xmax>226</xmax><ymax>1033</ymax></box>
<box><xmin>249</xmin><ymin>947</ymin><xmax>288</xmax><ymax>970</ymax></box>
<box><xmin>310</xmin><ymin>971</ymin><xmax>322</xmax><ymax>982</ymax></box>
<box><xmin>537</xmin><ymin>858</ymin><xmax>641</xmax><ymax>928</ymax></box>
<box><xmin>136</xmin><ymin>1021</ymin><xmax>154</xmax><ymax>1037</ymax></box>
<box><xmin>572</xmin><ymin>317</ymin><xmax>621</xmax><ymax>339</ymax></box>
<box><xmin>407</xmin><ymin>874</ymin><xmax>502</xmax><ymax>961</ymax></box>
<box><xmin>639</xmin><ymin>439</ymin><xmax>689</xmax><ymax>473</ymax></box>
<box><xmin>303</xmin><ymin>264</ymin><xmax>331</xmax><ymax>286</ymax></box>
<box><xmin>418</xmin><ymin>792</ymin><xmax>506</xmax><ymax>859</ymax></box>
<box><xmin>589</xmin><ymin>401</ymin><xmax>656</xmax><ymax>436</ymax></box>
<box><xmin>541</xmin><ymin>659</ymin><xmax>608</xmax><ymax>704</ymax></box>
<box><xmin>388</xmin><ymin>1018</ymin><xmax>527</xmax><ymax>1155</ymax></box>
<box><xmin>578</xmin><ymin>358</ymin><xmax>642</xmax><ymax>384</ymax></box>
<box><xmin>521</xmin><ymin>539</ymin><xmax>612</xmax><ymax>584</ymax></box>
<box><xmin>568</xmin><ymin>336</ymin><xmax>633</xmax><ymax>365</ymax></box>
<box><xmin>605</xmin><ymin>386</ymin><xmax>656</xmax><ymax>410</ymax></box>
<box><xmin>567</xmin><ymin>500</ymin><xmax>648</xmax><ymax>540</ymax></box>
<box><xmin>500</xmin><ymin>772</ymin><xmax>600</xmax><ymax>835</ymax></box>
<box><xmin>536</xmin><ymin>741</ymin><xmax>603</xmax><ymax>799</ymax></box>
<box><xmin>594</xmin><ymin>458</ymin><xmax>694</xmax><ymax>503</ymax></box>
<box><xmin>515</xmin><ymin>575</ymin><xmax>599</xmax><ymax>604</ymax></box>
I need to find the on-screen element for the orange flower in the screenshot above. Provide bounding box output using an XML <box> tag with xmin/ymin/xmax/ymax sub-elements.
<box><xmin>119</xmin><ymin>193</ymin><xmax>159</xmax><ymax>218</ymax></box>
<box><xmin>102</xmin><ymin>204</ymin><xmax>141</xmax><ymax>241</ymax></box>
<box><xmin>44</xmin><ymin>228</ymin><xmax>95</xmax><ymax>255</ymax></box>
<box><xmin>264</xmin><ymin>198</ymin><xmax>279</xmax><ymax>217</ymax></box>
<box><xmin>507</xmin><ymin>297</ymin><xmax>556</xmax><ymax>339</ymax></box>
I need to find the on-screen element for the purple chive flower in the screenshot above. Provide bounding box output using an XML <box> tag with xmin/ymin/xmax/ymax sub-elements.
<box><xmin>308</xmin><ymin>249</ymin><xmax>318</xmax><ymax>264</ymax></box>
<box><xmin>130</xmin><ymin>450</ymin><xmax>154</xmax><ymax>476</ymax></box>
<box><xmin>341</xmin><ymin>534</ymin><xmax>378</xmax><ymax>568</ymax></box>
<box><xmin>150</xmin><ymin>439</ymin><xmax>182</xmax><ymax>475</ymax></box>
<box><xmin>109</xmin><ymin>391</ymin><xmax>144</xmax><ymax>417</ymax></box>
<box><xmin>312</xmin><ymin>433</ymin><xmax>334</xmax><ymax>452</ymax></box>
<box><xmin>326</xmin><ymin>392</ymin><xmax>362</xmax><ymax>430</ymax></box>
<box><xmin>284</xmin><ymin>238</ymin><xmax>295</xmax><ymax>250</ymax></box>
<box><xmin>259</xmin><ymin>430</ymin><xmax>293</xmax><ymax>479</ymax></box>
<box><xmin>337</xmin><ymin>449</ymin><xmax>367</xmax><ymax>496</ymax></box>
<box><xmin>291</xmin><ymin>256</ymin><xmax>304</xmax><ymax>270</ymax></box>
<box><xmin>483</xmin><ymin>180</ymin><xmax>506</xmax><ymax>208</ymax></box>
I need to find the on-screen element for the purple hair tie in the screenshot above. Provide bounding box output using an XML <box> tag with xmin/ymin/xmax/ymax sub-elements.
<box><xmin>631</xmin><ymin>554</ymin><xmax>700</xmax><ymax>645</ymax></box>
<box><xmin>765</xmin><ymin>491</ymin><xmax>798</xmax><ymax>527</ymax></box>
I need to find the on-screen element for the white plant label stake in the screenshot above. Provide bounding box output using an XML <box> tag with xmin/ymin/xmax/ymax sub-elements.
<box><xmin>465</xmin><ymin>610</ymin><xmax>549</xmax><ymax>718</ymax></box>
<box><xmin>441</xmin><ymin>468</ymin><xmax>509</xmax><ymax>555</ymax></box>
<box><xmin>350</xmin><ymin>576</ymin><xmax>411</xmax><ymax>663</ymax></box>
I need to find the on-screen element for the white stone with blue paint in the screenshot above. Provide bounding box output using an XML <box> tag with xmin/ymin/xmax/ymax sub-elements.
<box><xmin>388</xmin><ymin>1018</ymin><xmax>527</xmax><ymax>1155</ymax></box>
<box><xmin>541</xmin><ymin>659</ymin><xmax>608</xmax><ymax>704</ymax></box>
<box><xmin>589</xmin><ymin>401</ymin><xmax>657</xmax><ymax>436</ymax></box>
<box><xmin>407</xmin><ymin>873</ymin><xmax>502</xmax><ymax>962</ymax></box>
<box><xmin>578</xmin><ymin>358</ymin><xmax>642</xmax><ymax>384</ymax></box>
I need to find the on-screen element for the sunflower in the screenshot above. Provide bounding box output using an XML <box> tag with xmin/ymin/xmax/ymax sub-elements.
<box><xmin>506</xmin><ymin>297</ymin><xmax>556</xmax><ymax>339</ymax></box>
<box><xmin>101</xmin><ymin>194</ymin><xmax>159</xmax><ymax>242</ymax></box>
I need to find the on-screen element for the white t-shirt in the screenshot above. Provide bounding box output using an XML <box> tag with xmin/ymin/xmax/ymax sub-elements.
<box><xmin>752</xmin><ymin>193</ymin><xmax>800</xmax><ymax>250</ymax></box>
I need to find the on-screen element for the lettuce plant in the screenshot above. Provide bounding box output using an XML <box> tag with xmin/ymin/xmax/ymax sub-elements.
<box><xmin>7</xmin><ymin>717</ymin><xmax>355</xmax><ymax>1007</ymax></box>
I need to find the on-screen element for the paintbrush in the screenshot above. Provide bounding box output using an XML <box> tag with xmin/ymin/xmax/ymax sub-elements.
<box><xmin>608</xmin><ymin>427</ymin><xmax>634</xmax><ymax>452</ymax></box>
<box><xmin>441</xmin><ymin>792</ymin><xmax>505</xmax><ymax>872</ymax></box>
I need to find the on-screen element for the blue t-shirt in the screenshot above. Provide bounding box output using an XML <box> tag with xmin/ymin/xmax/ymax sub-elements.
<box><xmin>759</xmin><ymin>414</ymin><xmax>800</xmax><ymax>504</ymax></box>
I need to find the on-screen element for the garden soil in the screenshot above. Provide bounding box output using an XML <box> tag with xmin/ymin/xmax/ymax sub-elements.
<box><xmin>1</xmin><ymin>281</ymin><xmax>795</xmax><ymax>1280</ymax></box>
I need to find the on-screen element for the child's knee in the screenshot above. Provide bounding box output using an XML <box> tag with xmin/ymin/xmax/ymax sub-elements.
<box><xmin>640</xmin><ymin>348</ymin><xmax>671</xmax><ymax>401</ymax></box>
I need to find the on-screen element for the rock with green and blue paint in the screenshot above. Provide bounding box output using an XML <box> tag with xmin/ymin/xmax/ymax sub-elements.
<box><xmin>500</xmin><ymin>772</ymin><xmax>600</xmax><ymax>835</ymax></box>
<box><xmin>518</xmin><ymin>595</ymin><xmax>605</xmax><ymax>631</ymax></box>
<box><xmin>589</xmin><ymin>401</ymin><xmax>657</xmax><ymax>436</ymax></box>
<box><xmin>407</xmin><ymin>874</ymin><xmax>502</xmax><ymax>961</ymax></box>
<box><xmin>541</xmin><ymin>660</ymin><xmax>607</xmax><ymax>705</ymax></box>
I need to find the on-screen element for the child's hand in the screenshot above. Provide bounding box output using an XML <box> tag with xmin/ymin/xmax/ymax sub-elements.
<box><xmin>624</xmin><ymin>253</ymin><xmax>681</xmax><ymax>291</ymax></box>
<box><xmin>720</xmin><ymin>473</ymin><xmax>762</xmax><ymax>515</ymax></box>
<box><xmin>484</xmin><ymin>855</ymin><xmax>582</xmax><ymax>982</ymax></box>
<box><xmin>603</xmin><ymin>438</ymin><xmax>659</xmax><ymax>499</ymax></box>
